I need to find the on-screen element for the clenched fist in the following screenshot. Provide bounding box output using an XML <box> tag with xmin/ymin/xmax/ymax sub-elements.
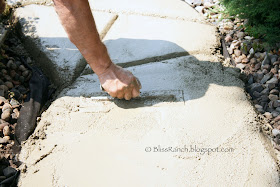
<box><xmin>98</xmin><ymin>63</ymin><xmax>141</xmax><ymax>100</ymax></box>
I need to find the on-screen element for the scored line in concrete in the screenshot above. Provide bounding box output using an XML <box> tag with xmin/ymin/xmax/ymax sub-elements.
<box><xmin>14</xmin><ymin>5</ymin><xmax>118</xmax><ymax>87</ymax></box>
<box><xmin>82</xmin><ymin>14</ymin><xmax>218</xmax><ymax>74</ymax></box>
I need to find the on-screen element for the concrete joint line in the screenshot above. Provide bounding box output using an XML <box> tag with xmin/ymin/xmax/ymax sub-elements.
<box><xmin>116</xmin><ymin>52</ymin><xmax>190</xmax><ymax>68</ymax></box>
<box><xmin>99</xmin><ymin>14</ymin><xmax>118</xmax><ymax>40</ymax></box>
<box><xmin>33</xmin><ymin>144</ymin><xmax>57</xmax><ymax>165</ymax></box>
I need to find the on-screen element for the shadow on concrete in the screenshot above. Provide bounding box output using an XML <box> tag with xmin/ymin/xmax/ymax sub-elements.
<box><xmin>17</xmin><ymin>33</ymin><xmax>244</xmax><ymax>110</ymax></box>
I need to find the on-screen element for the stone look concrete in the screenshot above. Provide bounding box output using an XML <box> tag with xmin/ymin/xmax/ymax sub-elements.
<box><xmin>14</xmin><ymin>0</ymin><xmax>280</xmax><ymax>186</ymax></box>
<box><xmin>14</xmin><ymin>5</ymin><xmax>117</xmax><ymax>87</ymax></box>
<box><xmin>104</xmin><ymin>15</ymin><xmax>218</xmax><ymax>62</ymax></box>
<box><xmin>18</xmin><ymin>55</ymin><xmax>279</xmax><ymax>186</ymax></box>
<box><xmin>83</xmin><ymin>14</ymin><xmax>218</xmax><ymax>74</ymax></box>
<box><xmin>89</xmin><ymin>0</ymin><xmax>204</xmax><ymax>22</ymax></box>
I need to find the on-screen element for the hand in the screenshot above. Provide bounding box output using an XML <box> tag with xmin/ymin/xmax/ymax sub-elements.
<box><xmin>98</xmin><ymin>63</ymin><xmax>142</xmax><ymax>100</ymax></box>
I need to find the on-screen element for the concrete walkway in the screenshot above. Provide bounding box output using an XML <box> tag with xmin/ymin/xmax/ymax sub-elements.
<box><xmin>13</xmin><ymin>1</ymin><xmax>279</xmax><ymax>186</ymax></box>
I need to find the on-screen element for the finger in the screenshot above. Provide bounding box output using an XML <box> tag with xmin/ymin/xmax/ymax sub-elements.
<box><xmin>132</xmin><ymin>88</ymin><xmax>140</xmax><ymax>98</ymax></box>
<box><xmin>117</xmin><ymin>90</ymin><xmax>124</xmax><ymax>99</ymax></box>
<box><xmin>108</xmin><ymin>92</ymin><xmax>117</xmax><ymax>98</ymax></box>
<box><xmin>108</xmin><ymin>89</ymin><xmax>118</xmax><ymax>98</ymax></box>
<box><xmin>124</xmin><ymin>89</ymin><xmax>132</xmax><ymax>100</ymax></box>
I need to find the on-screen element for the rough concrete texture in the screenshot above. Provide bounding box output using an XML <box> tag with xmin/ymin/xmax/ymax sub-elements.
<box><xmin>104</xmin><ymin>15</ymin><xmax>218</xmax><ymax>63</ymax></box>
<box><xmin>83</xmin><ymin>14</ymin><xmax>218</xmax><ymax>74</ymax></box>
<box><xmin>18</xmin><ymin>55</ymin><xmax>280</xmax><ymax>186</ymax></box>
<box><xmin>14</xmin><ymin>5</ymin><xmax>117</xmax><ymax>87</ymax></box>
<box><xmin>88</xmin><ymin>0</ymin><xmax>204</xmax><ymax>22</ymax></box>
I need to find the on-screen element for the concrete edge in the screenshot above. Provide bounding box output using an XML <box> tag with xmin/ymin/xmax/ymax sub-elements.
<box><xmin>13</xmin><ymin>19</ymin><xmax>87</xmax><ymax>89</ymax></box>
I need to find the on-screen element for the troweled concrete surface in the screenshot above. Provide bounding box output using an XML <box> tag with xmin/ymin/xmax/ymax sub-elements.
<box><xmin>14</xmin><ymin>0</ymin><xmax>280</xmax><ymax>186</ymax></box>
<box><xmin>83</xmin><ymin>14</ymin><xmax>218</xmax><ymax>74</ymax></box>
<box><xmin>88</xmin><ymin>0</ymin><xmax>204</xmax><ymax>22</ymax></box>
<box><xmin>14</xmin><ymin>5</ymin><xmax>117</xmax><ymax>87</ymax></box>
<box><xmin>18</xmin><ymin>55</ymin><xmax>280</xmax><ymax>186</ymax></box>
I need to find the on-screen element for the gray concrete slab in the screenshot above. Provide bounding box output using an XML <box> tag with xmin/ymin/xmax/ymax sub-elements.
<box><xmin>83</xmin><ymin>14</ymin><xmax>218</xmax><ymax>74</ymax></box>
<box><xmin>14</xmin><ymin>5</ymin><xmax>117</xmax><ymax>87</ymax></box>
<box><xmin>88</xmin><ymin>0</ymin><xmax>204</xmax><ymax>22</ymax></box>
<box><xmin>18</xmin><ymin>55</ymin><xmax>280</xmax><ymax>186</ymax></box>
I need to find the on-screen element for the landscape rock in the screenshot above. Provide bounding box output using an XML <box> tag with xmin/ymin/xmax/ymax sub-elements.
<box><xmin>236</xmin><ymin>63</ymin><xmax>245</xmax><ymax>70</ymax></box>
<box><xmin>234</xmin><ymin>49</ymin><xmax>241</xmax><ymax>57</ymax></box>
<box><xmin>237</xmin><ymin>32</ymin><xmax>245</xmax><ymax>39</ymax></box>
<box><xmin>249</xmin><ymin>83</ymin><xmax>264</xmax><ymax>93</ymax></box>
<box><xmin>267</xmin><ymin>77</ymin><xmax>278</xmax><ymax>84</ymax></box>
<box><xmin>260</xmin><ymin>73</ymin><xmax>273</xmax><ymax>84</ymax></box>
<box><xmin>264</xmin><ymin>112</ymin><xmax>273</xmax><ymax>119</ymax></box>
<box><xmin>2</xmin><ymin>126</ymin><xmax>10</xmax><ymax>136</ymax></box>
<box><xmin>261</xmin><ymin>53</ymin><xmax>270</xmax><ymax>67</ymax></box>
<box><xmin>272</xmin><ymin>129</ymin><xmax>280</xmax><ymax>136</ymax></box>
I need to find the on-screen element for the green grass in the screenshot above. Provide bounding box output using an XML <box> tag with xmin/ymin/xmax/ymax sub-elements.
<box><xmin>221</xmin><ymin>0</ymin><xmax>280</xmax><ymax>45</ymax></box>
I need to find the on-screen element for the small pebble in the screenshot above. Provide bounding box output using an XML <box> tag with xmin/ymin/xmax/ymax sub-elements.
<box><xmin>18</xmin><ymin>65</ymin><xmax>26</xmax><ymax>72</ymax></box>
<box><xmin>0</xmin><ymin>138</ymin><xmax>9</xmax><ymax>144</ymax></box>
<box><xmin>264</xmin><ymin>112</ymin><xmax>273</xmax><ymax>119</ymax></box>
<box><xmin>4</xmin><ymin>82</ymin><xmax>13</xmax><ymax>89</ymax></box>
<box><xmin>272</xmin><ymin>129</ymin><xmax>280</xmax><ymax>136</ymax></box>
<box><xmin>269</xmin><ymin>94</ymin><xmax>278</xmax><ymax>101</ymax></box>
<box><xmin>1</xmin><ymin>110</ymin><xmax>11</xmax><ymax>121</ymax></box>
<box><xmin>3</xmin><ymin>126</ymin><xmax>10</xmax><ymax>136</ymax></box>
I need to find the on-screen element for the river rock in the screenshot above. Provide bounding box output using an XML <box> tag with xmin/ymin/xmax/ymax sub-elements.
<box><xmin>260</xmin><ymin>73</ymin><xmax>273</xmax><ymax>84</ymax></box>
<box><xmin>0</xmin><ymin>138</ymin><xmax>9</xmax><ymax>144</ymax></box>
<box><xmin>1</xmin><ymin>110</ymin><xmax>11</xmax><ymax>121</ymax></box>
<box><xmin>253</xmin><ymin>91</ymin><xmax>261</xmax><ymax>98</ymax></box>
<box><xmin>261</xmin><ymin>53</ymin><xmax>270</xmax><ymax>66</ymax></box>
<box><xmin>272</xmin><ymin>111</ymin><xmax>280</xmax><ymax>117</ymax></box>
<box><xmin>272</xmin><ymin>128</ymin><xmax>280</xmax><ymax>136</ymax></box>
<box><xmin>270</xmin><ymin>89</ymin><xmax>279</xmax><ymax>95</ymax></box>
<box><xmin>225</xmin><ymin>35</ymin><xmax>233</xmax><ymax>42</ymax></box>
<box><xmin>274</xmin><ymin>100</ymin><xmax>280</xmax><ymax>108</ymax></box>
<box><xmin>264</xmin><ymin>112</ymin><xmax>273</xmax><ymax>119</ymax></box>
<box><xmin>3</xmin><ymin>126</ymin><xmax>10</xmax><ymax>136</ymax></box>
<box><xmin>236</xmin><ymin>63</ymin><xmax>246</xmax><ymax>70</ymax></box>
<box><xmin>249</xmin><ymin>83</ymin><xmax>264</xmax><ymax>93</ymax></box>
<box><xmin>234</xmin><ymin>49</ymin><xmax>241</xmax><ymax>57</ymax></box>
<box><xmin>267</xmin><ymin>77</ymin><xmax>278</xmax><ymax>84</ymax></box>
<box><xmin>261</xmin><ymin>88</ymin><xmax>270</xmax><ymax>95</ymax></box>
<box><xmin>237</xmin><ymin>32</ymin><xmax>245</xmax><ymax>39</ymax></box>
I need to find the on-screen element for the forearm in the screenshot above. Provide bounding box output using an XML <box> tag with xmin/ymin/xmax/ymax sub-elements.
<box><xmin>53</xmin><ymin>0</ymin><xmax>112</xmax><ymax>75</ymax></box>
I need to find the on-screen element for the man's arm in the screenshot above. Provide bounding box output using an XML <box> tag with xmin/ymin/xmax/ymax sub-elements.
<box><xmin>53</xmin><ymin>0</ymin><xmax>141</xmax><ymax>100</ymax></box>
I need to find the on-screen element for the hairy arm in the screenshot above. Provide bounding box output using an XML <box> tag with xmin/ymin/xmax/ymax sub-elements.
<box><xmin>53</xmin><ymin>0</ymin><xmax>141</xmax><ymax>100</ymax></box>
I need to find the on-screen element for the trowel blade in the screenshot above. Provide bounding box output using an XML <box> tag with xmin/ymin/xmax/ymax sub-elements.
<box><xmin>89</xmin><ymin>90</ymin><xmax>185</xmax><ymax>103</ymax></box>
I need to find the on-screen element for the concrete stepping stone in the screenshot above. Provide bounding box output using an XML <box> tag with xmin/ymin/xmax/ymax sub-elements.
<box><xmin>83</xmin><ymin>14</ymin><xmax>218</xmax><ymax>74</ymax></box>
<box><xmin>18</xmin><ymin>55</ymin><xmax>280</xmax><ymax>186</ymax></box>
<box><xmin>14</xmin><ymin>5</ymin><xmax>117</xmax><ymax>87</ymax></box>
<box><xmin>66</xmin><ymin>55</ymin><xmax>227</xmax><ymax>98</ymax></box>
<box><xmin>89</xmin><ymin>0</ymin><xmax>204</xmax><ymax>22</ymax></box>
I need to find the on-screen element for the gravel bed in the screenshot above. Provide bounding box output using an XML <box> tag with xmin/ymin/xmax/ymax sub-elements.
<box><xmin>0</xmin><ymin>24</ymin><xmax>34</xmax><ymax>185</ymax></box>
